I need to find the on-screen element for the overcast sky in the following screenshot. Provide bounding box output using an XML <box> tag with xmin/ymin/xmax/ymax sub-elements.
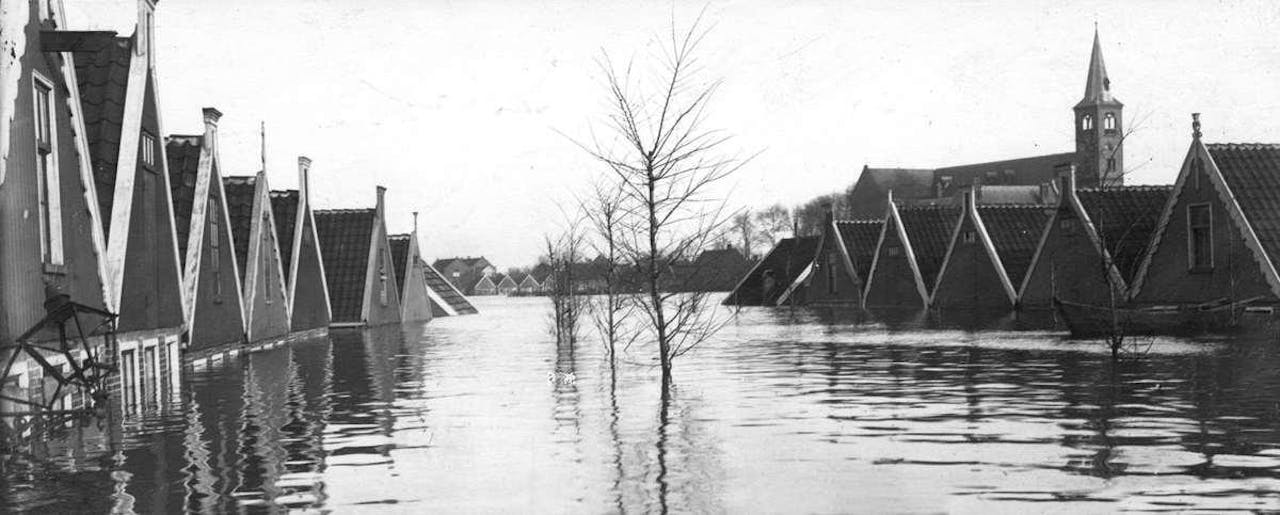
<box><xmin>66</xmin><ymin>0</ymin><xmax>1280</xmax><ymax>268</ymax></box>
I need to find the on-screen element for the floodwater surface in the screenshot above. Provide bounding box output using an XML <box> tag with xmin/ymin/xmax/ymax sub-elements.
<box><xmin>5</xmin><ymin>296</ymin><xmax>1280</xmax><ymax>513</ymax></box>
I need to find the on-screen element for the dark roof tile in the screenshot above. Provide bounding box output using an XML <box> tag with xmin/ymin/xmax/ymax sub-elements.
<box><xmin>1209</xmin><ymin>143</ymin><xmax>1280</xmax><ymax>269</ymax></box>
<box><xmin>73</xmin><ymin>36</ymin><xmax>133</xmax><ymax>237</ymax></box>
<box><xmin>978</xmin><ymin>205</ymin><xmax>1051</xmax><ymax>287</ymax></box>
<box><xmin>1076</xmin><ymin>185</ymin><xmax>1172</xmax><ymax>283</ymax></box>
<box><xmin>898</xmin><ymin>206</ymin><xmax>959</xmax><ymax>289</ymax></box>
<box><xmin>388</xmin><ymin>233</ymin><xmax>411</xmax><ymax>295</ymax></box>
<box><xmin>726</xmin><ymin>236</ymin><xmax>820</xmax><ymax>305</ymax></box>
<box><xmin>835</xmin><ymin>219</ymin><xmax>883</xmax><ymax>283</ymax></box>
<box><xmin>270</xmin><ymin>190</ymin><xmax>299</xmax><ymax>277</ymax></box>
<box><xmin>222</xmin><ymin>176</ymin><xmax>257</xmax><ymax>284</ymax></box>
<box><xmin>422</xmin><ymin>261</ymin><xmax>479</xmax><ymax>315</ymax></box>
<box><xmin>315</xmin><ymin>209</ymin><xmax>376</xmax><ymax>322</ymax></box>
<box><xmin>165</xmin><ymin>136</ymin><xmax>202</xmax><ymax>265</ymax></box>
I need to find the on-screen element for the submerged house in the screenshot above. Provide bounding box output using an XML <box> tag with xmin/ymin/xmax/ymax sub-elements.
<box><xmin>270</xmin><ymin>157</ymin><xmax>331</xmax><ymax>332</ymax></box>
<box><xmin>863</xmin><ymin>201</ymin><xmax>958</xmax><ymax>309</ymax></box>
<box><xmin>1131</xmin><ymin>119</ymin><xmax>1280</xmax><ymax>309</ymax></box>
<box><xmin>495</xmin><ymin>274</ymin><xmax>518</xmax><ymax>295</ymax></box>
<box><xmin>421</xmin><ymin>262</ymin><xmax>479</xmax><ymax>316</ymax></box>
<box><xmin>315</xmin><ymin>187</ymin><xmax>402</xmax><ymax>327</ymax></box>
<box><xmin>389</xmin><ymin>216</ymin><xmax>432</xmax><ymax>323</ymax></box>
<box><xmin>724</xmin><ymin>236</ymin><xmax>820</xmax><ymax>306</ymax></box>
<box><xmin>0</xmin><ymin>2</ymin><xmax>117</xmax><ymax>411</ymax></box>
<box><xmin>434</xmin><ymin>256</ymin><xmax>495</xmax><ymax>295</ymax></box>
<box><xmin>165</xmin><ymin>108</ymin><xmax>245</xmax><ymax>350</ymax></box>
<box><xmin>807</xmin><ymin>209</ymin><xmax>882</xmax><ymax>306</ymax></box>
<box><xmin>223</xmin><ymin>173</ymin><xmax>290</xmax><ymax>342</ymax></box>
<box><xmin>73</xmin><ymin>0</ymin><xmax>185</xmax><ymax>388</ymax></box>
<box><xmin>931</xmin><ymin>191</ymin><xmax>1049</xmax><ymax>310</ymax></box>
<box><xmin>473</xmin><ymin>275</ymin><xmax>497</xmax><ymax>296</ymax></box>
<box><xmin>517</xmin><ymin>274</ymin><xmax>541</xmax><ymax>294</ymax></box>
<box><xmin>1020</xmin><ymin>169</ymin><xmax>1170</xmax><ymax>309</ymax></box>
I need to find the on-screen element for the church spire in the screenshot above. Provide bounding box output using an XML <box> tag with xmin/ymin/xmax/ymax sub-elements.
<box><xmin>1078</xmin><ymin>29</ymin><xmax>1119</xmax><ymax>107</ymax></box>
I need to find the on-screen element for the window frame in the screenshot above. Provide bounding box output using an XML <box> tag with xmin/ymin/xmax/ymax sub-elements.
<box><xmin>962</xmin><ymin>230</ymin><xmax>977</xmax><ymax>244</ymax></box>
<box><xmin>1186</xmin><ymin>202</ymin><xmax>1213</xmax><ymax>272</ymax></box>
<box><xmin>1081</xmin><ymin>114</ymin><xmax>1094</xmax><ymax>131</ymax></box>
<box><xmin>32</xmin><ymin>73</ymin><xmax>64</xmax><ymax>268</ymax></box>
<box><xmin>140</xmin><ymin>131</ymin><xmax>157</xmax><ymax>171</ymax></box>
<box><xmin>1104</xmin><ymin>112</ymin><xmax>1117</xmax><ymax>133</ymax></box>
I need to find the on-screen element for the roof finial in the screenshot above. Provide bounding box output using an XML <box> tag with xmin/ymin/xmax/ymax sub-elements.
<box><xmin>1192</xmin><ymin>113</ymin><xmax>1202</xmax><ymax>140</ymax></box>
<box><xmin>259</xmin><ymin>121</ymin><xmax>267</xmax><ymax>173</ymax></box>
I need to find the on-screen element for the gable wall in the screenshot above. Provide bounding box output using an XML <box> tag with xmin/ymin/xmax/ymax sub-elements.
<box><xmin>246</xmin><ymin>202</ymin><xmax>289</xmax><ymax>341</ymax></box>
<box><xmin>401</xmin><ymin>256</ymin><xmax>432</xmax><ymax>323</ymax></box>
<box><xmin>807</xmin><ymin>223</ymin><xmax>862</xmax><ymax>305</ymax></box>
<box><xmin>363</xmin><ymin>221</ymin><xmax>402</xmax><ymax>326</ymax></box>
<box><xmin>291</xmin><ymin>214</ymin><xmax>330</xmax><ymax>330</ymax></box>
<box><xmin>1135</xmin><ymin>161</ymin><xmax>1274</xmax><ymax>304</ymax></box>
<box><xmin>189</xmin><ymin>178</ymin><xmax>244</xmax><ymax>350</ymax></box>
<box><xmin>1021</xmin><ymin>206</ymin><xmax>1116</xmax><ymax>308</ymax></box>
<box><xmin>0</xmin><ymin>13</ymin><xmax>110</xmax><ymax>340</ymax></box>
<box><xmin>864</xmin><ymin>220</ymin><xmax>925</xmax><ymax>308</ymax></box>
<box><xmin>932</xmin><ymin>214</ymin><xmax>1011</xmax><ymax>309</ymax></box>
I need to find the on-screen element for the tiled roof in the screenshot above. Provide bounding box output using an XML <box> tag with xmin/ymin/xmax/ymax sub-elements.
<box><xmin>388</xmin><ymin>233</ymin><xmax>411</xmax><ymax>295</ymax></box>
<box><xmin>422</xmin><ymin>261</ymin><xmax>479</xmax><ymax>315</ymax></box>
<box><xmin>934</xmin><ymin>153</ymin><xmax>1074</xmax><ymax>197</ymax></box>
<box><xmin>73</xmin><ymin>36</ymin><xmax>133</xmax><ymax>237</ymax></box>
<box><xmin>1076</xmin><ymin>185</ymin><xmax>1172</xmax><ymax>283</ymax></box>
<box><xmin>222</xmin><ymin>176</ymin><xmax>258</xmax><ymax>284</ymax></box>
<box><xmin>1209</xmin><ymin>144</ymin><xmax>1280</xmax><ymax>269</ymax></box>
<box><xmin>165</xmin><ymin>136</ymin><xmax>202</xmax><ymax>265</ymax></box>
<box><xmin>848</xmin><ymin>168</ymin><xmax>935</xmax><ymax>217</ymax></box>
<box><xmin>314</xmin><ymin>209</ymin><xmax>376</xmax><ymax>322</ymax></box>
<box><xmin>898</xmin><ymin>206</ymin><xmax>959</xmax><ymax>289</ymax></box>
<box><xmin>270</xmin><ymin>190</ymin><xmax>299</xmax><ymax>277</ymax></box>
<box><xmin>835</xmin><ymin>219</ymin><xmax>883</xmax><ymax>283</ymax></box>
<box><xmin>725</xmin><ymin>236</ymin><xmax>820</xmax><ymax>305</ymax></box>
<box><xmin>977</xmin><ymin>205</ymin><xmax>1050</xmax><ymax>287</ymax></box>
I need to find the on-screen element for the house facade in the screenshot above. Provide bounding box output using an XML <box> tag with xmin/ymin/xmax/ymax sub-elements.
<box><xmin>315</xmin><ymin>187</ymin><xmax>402</xmax><ymax>327</ymax></box>
<box><xmin>932</xmin><ymin>192</ymin><xmax>1048</xmax><ymax>310</ymax></box>
<box><xmin>223</xmin><ymin>173</ymin><xmax>290</xmax><ymax>342</ymax></box>
<box><xmin>807</xmin><ymin>208</ymin><xmax>882</xmax><ymax>306</ymax></box>
<box><xmin>473</xmin><ymin>275</ymin><xmax>497</xmax><ymax>296</ymax></box>
<box><xmin>495</xmin><ymin>274</ymin><xmax>518</xmax><ymax>295</ymax></box>
<box><xmin>165</xmin><ymin>108</ymin><xmax>245</xmax><ymax>351</ymax></box>
<box><xmin>517</xmin><ymin>274</ymin><xmax>541</xmax><ymax>294</ymax></box>
<box><xmin>863</xmin><ymin>201</ymin><xmax>958</xmax><ymax>309</ymax></box>
<box><xmin>389</xmin><ymin>219</ymin><xmax>432</xmax><ymax>323</ymax></box>
<box><xmin>1132</xmin><ymin>121</ymin><xmax>1280</xmax><ymax>308</ymax></box>
<box><xmin>434</xmin><ymin>256</ymin><xmax>495</xmax><ymax>295</ymax></box>
<box><xmin>270</xmin><ymin>157</ymin><xmax>331</xmax><ymax>332</ymax></box>
<box><xmin>0</xmin><ymin>1</ymin><xmax>117</xmax><ymax>414</ymax></box>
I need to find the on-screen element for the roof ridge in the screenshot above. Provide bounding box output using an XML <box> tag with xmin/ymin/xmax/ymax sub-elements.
<box><xmin>315</xmin><ymin>208</ymin><xmax>375</xmax><ymax>214</ymax></box>
<box><xmin>1207</xmin><ymin>143</ymin><xmax>1280</xmax><ymax>149</ymax></box>
<box><xmin>1077</xmin><ymin>184</ymin><xmax>1175</xmax><ymax>192</ymax></box>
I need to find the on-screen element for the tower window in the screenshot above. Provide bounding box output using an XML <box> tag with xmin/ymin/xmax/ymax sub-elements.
<box><xmin>1104</xmin><ymin>113</ymin><xmax>1117</xmax><ymax>133</ymax></box>
<box><xmin>1187</xmin><ymin>203</ymin><xmax>1212</xmax><ymax>271</ymax></box>
<box><xmin>1082</xmin><ymin>114</ymin><xmax>1094</xmax><ymax>131</ymax></box>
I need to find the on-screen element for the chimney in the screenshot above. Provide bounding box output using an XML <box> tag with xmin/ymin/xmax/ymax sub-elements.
<box><xmin>297</xmin><ymin>156</ymin><xmax>312</xmax><ymax>204</ymax></box>
<box><xmin>201</xmin><ymin>107</ymin><xmax>221</xmax><ymax>152</ymax></box>
<box><xmin>376</xmin><ymin>185</ymin><xmax>386</xmax><ymax>214</ymax></box>
<box><xmin>137</xmin><ymin>0</ymin><xmax>157</xmax><ymax>62</ymax></box>
<box><xmin>1192</xmin><ymin>113</ymin><xmax>1202</xmax><ymax>140</ymax></box>
<box><xmin>412</xmin><ymin>211</ymin><xmax>419</xmax><ymax>234</ymax></box>
<box><xmin>965</xmin><ymin>186</ymin><xmax>977</xmax><ymax>210</ymax></box>
<box><xmin>1054</xmin><ymin>163</ymin><xmax>1077</xmax><ymax>195</ymax></box>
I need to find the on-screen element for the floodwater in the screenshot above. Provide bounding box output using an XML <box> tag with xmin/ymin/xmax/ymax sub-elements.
<box><xmin>5</xmin><ymin>296</ymin><xmax>1280</xmax><ymax>513</ymax></box>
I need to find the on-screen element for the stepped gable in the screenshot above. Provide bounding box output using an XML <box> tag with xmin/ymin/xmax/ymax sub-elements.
<box><xmin>1076</xmin><ymin>185</ymin><xmax>1172</xmax><ymax>283</ymax></box>
<box><xmin>421</xmin><ymin>263</ymin><xmax>478</xmax><ymax>315</ymax></box>
<box><xmin>166</xmin><ymin>135</ymin><xmax>202</xmax><ymax>263</ymax></box>
<box><xmin>898</xmin><ymin>206</ymin><xmax>958</xmax><ymax>290</ymax></box>
<box><xmin>835</xmin><ymin>219</ymin><xmax>882</xmax><ymax>283</ymax></box>
<box><xmin>270</xmin><ymin>190</ymin><xmax>299</xmax><ymax>276</ymax></box>
<box><xmin>222</xmin><ymin>176</ymin><xmax>258</xmax><ymax>283</ymax></box>
<box><xmin>977</xmin><ymin>205</ymin><xmax>1051</xmax><ymax>287</ymax></box>
<box><xmin>389</xmin><ymin>233</ymin><xmax>411</xmax><ymax>294</ymax></box>
<box><xmin>73</xmin><ymin>36</ymin><xmax>133</xmax><ymax>235</ymax></box>
<box><xmin>1208</xmin><ymin>143</ymin><xmax>1280</xmax><ymax>265</ymax></box>
<box><xmin>315</xmin><ymin>209</ymin><xmax>377</xmax><ymax>322</ymax></box>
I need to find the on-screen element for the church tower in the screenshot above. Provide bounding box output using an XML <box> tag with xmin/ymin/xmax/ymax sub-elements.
<box><xmin>1074</xmin><ymin>30</ymin><xmax>1124</xmax><ymax>187</ymax></box>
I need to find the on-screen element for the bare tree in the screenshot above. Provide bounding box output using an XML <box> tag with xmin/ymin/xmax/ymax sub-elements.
<box><xmin>731</xmin><ymin>211</ymin><xmax>754</xmax><ymax>259</ymax></box>
<box><xmin>753</xmin><ymin>203</ymin><xmax>792</xmax><ymax>250</ymax></box>
<box><xmin>580</xmin><ymin>182</ymin><xmax>640</xmax><ymax>364</ymax></box>
<box><xmin>577</xmin><ymin>12</ymin><xmax>749</xmax><ymax>383</ymax></box>
<box><xmin>545</xmin><ymin>221</ymin><xmax>587</xmax><ymax>345</ymax></box>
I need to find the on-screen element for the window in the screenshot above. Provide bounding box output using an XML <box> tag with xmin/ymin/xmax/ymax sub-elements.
<box><xmin>1104</xmin><ymin>112</ymin><xmax>1117</xmax><ymax>132</ymax></box>
<box><xmin>141</xmin><ymin>132</ymin><xmax>156</xmax><ymax>170</ymax></box>
<box><xmin>1188</xmin><ymin>203</ymin><xmax>1212</xmax><ymax>270</ymax></box>
<box><xmin>121</xmin><ymin>349</ymin><xmax>137</xmax><ymax>414</ymax></box>
<box><xmin>209</xmin><ymin>197</ymin><xmax>222</xmax><ymax>301</ymax></box>
<box><xmin>886</xmin><ymin>246</ymin><xmax>902</xmax><ymax>257</ymax></box>
<box><xmin>962</xmin><ymin>231</ymin><xmax>976</xmax><ymax>244</ymax></box>
<box><xmin>1059</xmin><ymin>218</ymin><xmax>1077</xmax><ymax>232</ymax></box>
<box><xmin>1082</xmin><ymin>114</ymin><xmax>1094</xmax><ymax>131</ymax></box>
<box><xmin>379</xmin><ymin>255</ymin><xmax>389</xmax><ymax>306</ymax></box>
<box><xmin>826</xmin><ymin>252</ymin><xmax>838</xmax><ymax>294</ymax></box>
<box><xmin>33</xmin><ymin>76</ymin><xmax>63</xmax><ymax>266</ymax></box>
<box><xmin>263</xmin><ymin>214</ymin><xmax>273</xmax><ymax>303</ymax></box>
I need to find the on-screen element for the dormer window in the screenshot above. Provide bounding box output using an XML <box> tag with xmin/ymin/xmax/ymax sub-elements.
<box><xmin>1082</xmin><ymin>114</ymin><xmax>1094</xmax><ymax>131</ymax></box>
<box><xmin>1104</xmin><ymin>112</ymin><xmax>1117</xmax><ymax>133</ymax></box>
<box><xmin>141</xmin><ymin>132</ymin><xmax>156</xmax><ymax>171</ymax></box>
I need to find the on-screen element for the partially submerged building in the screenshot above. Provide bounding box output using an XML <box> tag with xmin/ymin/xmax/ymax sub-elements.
<box><xmin>473</xmin><ymin>275</ymin><xmax>497</xmax><ymax>296</ymax></box>
<box><xmin>807</xmin><ymin>210</ymin><xmax>882</xmax><ymax>306</ymax></box>
<box><xmin>165</xmin><ymin>108</ymin><xmax>245</xmax><ymax>350</ymax></box>
<box><xmin>315</xmin><ymin>187</ymin><xmax>402</xmax><ymax>327</ymax></box>
<box><xmin>724</xmin><ymin>236</ymin><xmax>820</xmax><ymax>306</ymax></box>
<box><xmin>270</xmin><ymin>157</ymin><xmax>331</xmax><ymax>332</ymax></box>
<box><xmin>421</xmin><ymin>262</ymin><xmax>478</xmax><ymax>316</ymax></box>
<box><xmin>434</xmin><ymin>256</ymin><xmax>495</xmax><ymax>295</ymax></box>
<box><xmin>863</xmin><ymin>202</ymin><xmax>958</xmax><ymax>309</ymax></box>
<box><xmin>932</xmin><ymin>191</ymin><xmax>1049</xmax><ymax>310</ymax></box>
<box><xmin>1131</xmin><ymin>119</ymin><xmax>1280</xmax><ymax>309</ymax></box>
<box><xmin>389</xmin><ymin>216</ymin><xmax>432</xmax><ymax>323</ymax></box>
<box><xmin>1020</xmin><ymin>170</ymin><xmax>1170</xmax><ymax>309</ymax></box>
<box><xmin>223</xmin><ymin>173</ymin><xmax>290</xmax><ymax>342</ymax></box>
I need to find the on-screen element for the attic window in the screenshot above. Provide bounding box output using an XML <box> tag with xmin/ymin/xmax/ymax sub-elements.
<box><xmin>1059</xmin><ymin>218</ymin><xmax>1077</xmax><ymax>232</ymax></box>
<box><xmin>141</xmin><ymin>132</ymin><xmax>157</xmax><ymax>171</ymax></box>
<box><xmin>209</xmin><ymin>197</ymin><xmax>222</xmax><ymax>301</ymax></box>
<box><xmin>886</xmin><ymin>246</ymin><xmax>902</xmax><ymax>257</ymax></box>
<box><xmin>1188</xmin><ymin>203</ymin><xmax>1212</xmax><ymax>271</ymax></box>
<box><xmin>962</xmin><ymin>231</ymin><xmax>976</xmax><ymax>244</ymax></box>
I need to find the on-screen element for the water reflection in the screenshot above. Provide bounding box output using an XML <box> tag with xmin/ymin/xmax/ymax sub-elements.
<box><xmin>5</xmin><ymin>297</ymin><xmax>1280</xmax><ymax>512</ymax></box>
